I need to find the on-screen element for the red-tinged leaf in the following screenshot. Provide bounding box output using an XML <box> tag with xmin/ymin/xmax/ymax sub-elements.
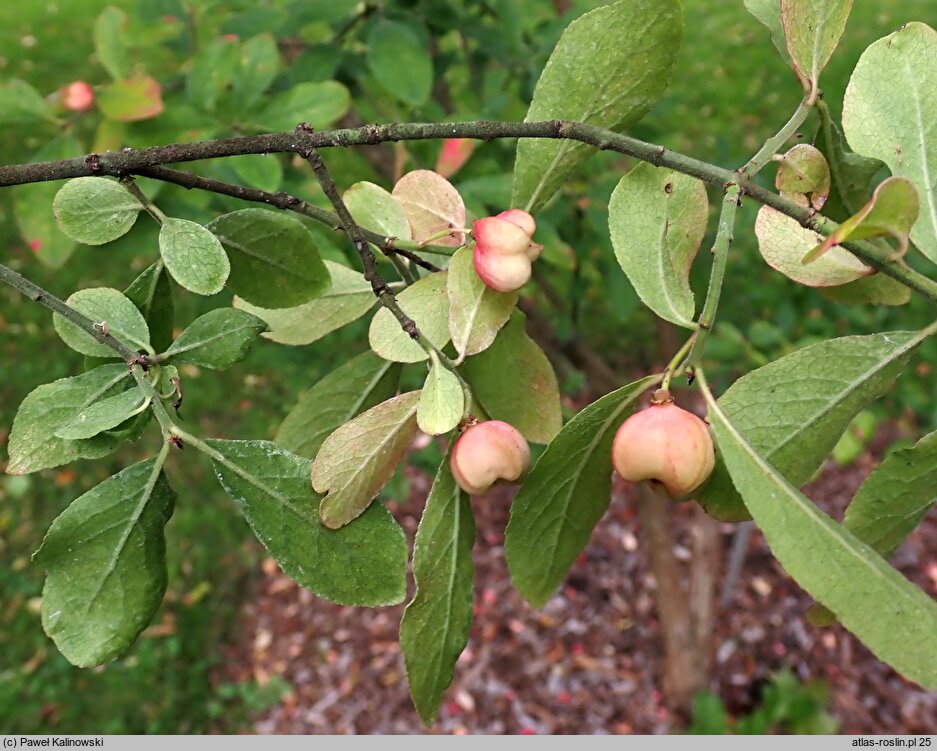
<box><xmin>435</xmin><ymin>139</ymin><xmax>476</xmax><ymax>179</ymax></box>
<box><xmin>98</xmin><ymin>75</ymin><xmax>164</xmax><ymax>122</ymax></box>
<box><xmin>802</xmin><ymin>177</ymin><xmax>919</xmax><ymax>265</ymax></box>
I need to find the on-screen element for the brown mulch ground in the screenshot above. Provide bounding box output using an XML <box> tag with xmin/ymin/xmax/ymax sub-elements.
<box><xmin>213</xmin><ymin>432</ymin><xmax>937</xmax><ymax>735</ymax></box>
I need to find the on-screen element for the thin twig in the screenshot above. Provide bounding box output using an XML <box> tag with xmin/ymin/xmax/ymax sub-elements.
<box><xmin>301</xmin><ymin>144</ymin><xmax>464</xmax><ymax>378</ymax></box>
<box><xmin>0</xmin><ymin>261</ymin><xmax>147</xmax><ymax>364</ymax></box>
<box><xmin>0</xmin><ymin>119</ymin><xmax>933</xmax><ymax>303</ymax></box>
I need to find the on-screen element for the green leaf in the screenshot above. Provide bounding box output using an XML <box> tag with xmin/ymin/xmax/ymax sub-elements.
<box><xmin>506</xmin><ymin>376</ymin><xmax>658</xmax><ymax>607</ymax></box>
<box><xmin>232</xmin><ymin>34</ymin><xmax>280</xmax><ymax>111</ymax></box>
<box><xmin>704</xmin><ymin>386</ymin><xmax>937</xmax><ymax>691</ymax></box>
<box><xmin>234</xmin><ymin>261</ymin><xmax>376</xmax><ymax>346</ymax></box>
<box><xmin>52</xmin><ymin>177</ymin><xmax>142</xmax><ymax>246</ymax></box>
<box><xmin>209</xmin><ymin>439</ymin><xmax>406</xmax><ymax>606</ymax></box>
<box><xmin>186</xmin><ymin>36</ymin><xmax>239</xmax><ymax>113</ymax></box>
<box><xmin>94</xmin><ymin>6</ymin><xmax>130</xmax><ymax>80</ymax></box>
<box><xmin>755</xmin><ymin>206</ymin><xmax>872</xmax><ymax>287</ymax></box>
<box><xmin>7</xmin><ymin>364</ymin><xmax>132</xmax><ymax>475</ymax></box>
<box><xmin>208</xmin><ymin>208</ymin><xmax>329</xmax><ymax>307</ymax></box>
<box><xmin>344</xmin><ymin>181</ymin><xmax>411</xmax><ymax>240</ymax></box>
<box><xmin>14</xmin><ymin>136</ymin><xmax>81</xmax><ymax>268</ymax></box>
<box><xmin>53</xmin><ymin>287</ymin><xmax>151</xmax><ymax>357</ymax></box>
<box><xmin>609</xmin><ymin>163</ymin><xmax>708</xmax><ymax>328</ymax></box>
<box><xmin>98</xmin><ymin>75</ymin><xmax>164</xmax><ymax>122</ymax></box>
<box><xmin>0</xmin><ymin>79</ymin><xmax>53</xmax><ymax>125</ymax></box>
<box><xmin>228</xmin><ymin>155</ymin><xmax>283</xmax><ymax>194</ymax></box>
<box><xmin>392</xmin><ymin>170</ymin><xmax>466</xmax><ymax>249</ymax></box>
<box><xmin>54</xmin><ymin>386</ymin><xmax>148</xmax><ymax>440</ymax></box>
<box><xmin>802</xmin><ymin>177</ymin><xmax>919</xmax><ymax>264</ymax></box>
<box><xmin>250</xmin><ymin>81</ymin><xmax>350</xmax><ymax>131</ymax></box>
<box><xmin>159</xmin><ymin>217</ymin><xmax>230</xmax><ymax>296</ymax></box>
<box><xmin>815</xmin><ymin>100</ymin><xmax>883</xmax><ymax>219</ymax></box>
<box><xmin>775</xmin><ymin>144</ymin><xmax>831</xmax><ymax>211</ymax></box>
<box><xmin>446</xmin><ymin>246</ymin><xmax>518</xmax><ymax>359</ymax></box>
<box><xmin>311</xmin><ymin>391</ymin><xmax>421</xmax><ymax>529</ymax></box>
<box><xmin>125</xmin><ymin>262</ymin><xmax>174</xmax><ymax>353</ymax></box>
<box><xmin>400</xmin><ymin>460</ymin><xmax>475</xmax><ymax>726</ymax></box>
<box><xmin>780</xmin><ymin>0</ymin><xmax>853</xmax><ymax>101</ymax></box>
<box><xmin>462</xmin><ymin>312</ymin><xmax>561</xmax><ymax>445</ymax></box>
<box><xmin>743</xmin><ymin>0</ymin><xmax>791</xmax><ymax>64</ymax></box>
<box><xmin>843</xmin><ymin>23</ymin><xmax>937</xmax><ymax>263</ymax></box>
<box><xmin>844</xmin><ymin>430</ymin><xmax>937</xmax><ymax>558</ymax></box>
<box><xmin>511</xmin><ymin>0</ymin><xmax>683</xmax><ymax>213</ymax></box>
<box><xmin>819</xmin><ymin>274</ymin><xmax>911</xmax><ymax>307</ymax></box>
<box><xmin>163</xmin><ymin>308</ymin><xmax>266</xmax><ymax>370</ymax></box>
<box><xmin>418</xmin><ymin>353</ymin><xmax>464</xmax><ymax>436</ymax></box>
<box><xmin>699</xmin><ymin>332</ymin><xmax>926</xmax><ymax>523</ymax></box>
<box><xmin>367</xmin><ymin>19</ymin><xmax>433</xmax><ymax>107</ymax></box>
<box><xmin>276</xmin><ymin>351</ymin><xmax>401</xmax><ymax>460</ymax></box>
<box><xmin>369</xmin><ymin>272</ymin><xmax>451</xmax><ymax>363</ymax></box>
<box><xmin>33</xmin><ymin>459</ymin><xmax>174</xmax><ymax>667</ymax></box>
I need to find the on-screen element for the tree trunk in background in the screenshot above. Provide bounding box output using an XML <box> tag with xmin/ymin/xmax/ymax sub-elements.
<box><xmin>637</xmin><ymin>484</ymin><xmax>719</xmax><ymax>719</ymax></box>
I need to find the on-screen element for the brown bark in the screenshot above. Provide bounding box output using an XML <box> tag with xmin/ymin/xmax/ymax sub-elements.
<box><xmin>636</xmin><ymin>485</ymin><xmax>704</xmax><ymax>717</ymax></box>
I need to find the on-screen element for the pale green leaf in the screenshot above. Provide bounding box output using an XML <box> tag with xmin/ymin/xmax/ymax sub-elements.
<box><xmin>344</xmin><ymin>181</ymin><xmax>411</xmax><ymax>240</ymax></box>
<box><xmin>14</xmin><ymin>136</ymin><xmax>81</xmax><ymax>268</ymax></box>
<box><xmin>367</xmin><ymin>19</ymin><xmax>433</xmax><ymax>107</ymax></box>
<box><xmin>776</xmin><ymin>144</ymin><xmax>831</xmax><ymax>210</ymax></box>
<box><xmin>52</xmin><ymin>177</ymin><xmax>142</xmax><ymax>246</ymax></box>
<box><xmin>699</xmin><ymin>331</ymin><xmax>925</xmax><ymax>522</ymax></box>
<box><xmin>208</xmin><ymin>208</ymin><xmax>329</xmax><ymax>308</ymax></box>
<box><xmin>843</xmin><ymin>23</ymin><xmax>937</xmax><ymax>263</ymax></box>
<box><xmin>447</xmin><ymin>246</ymin><xmax>518</xmax><ymax>358</ymax></box>
<box><xmin>7</xmin><ymin>364</ymin><xmax>131</xmax><ymax>475</ymax></box>
<box><xmin>755</xmin><ymin>206</ymin><xmax>872</xmax><ymax>287</ymax></box>
<box><xmin>369</xmin><ymin>272</ymin><xmax>451</xmax><ymax>363</ymax></box>
<box><xmin>743</xmin><ymin>0</ymin><xmax>791</xmax><ymax>64</ymax></box>
<box><xmin>392</xmin><ymin>170</ymin><xmax>466</xmax><ymax>248</ymax></box>
<box><xmin>461</xmin><ymin>312</ymin><xmax>561</xmax><ymax>444</ymax></box>
<box><xmin>705</xmin><ymin>387</ymin><xmax>937</xmax><ymax>690</ymax></box>
<box><xmin>512</xmin><ymin>0</ymin><xmax>683</xmax><ymax>213</ymax></box>
<box><xmin>417</xmin><ymin>353</ymin><xmax>464</xmax><ymax>436</ymax></box>
<box><xmin>54</xmin><ymin>387</ymin><xmax>148</xmax><ymax>440</ymax></box>
<box><xmin>53</xmin><ymin>287</ymin><xmax>151</xmax><ymax>357</ymax></box>
<box><xmin>845</xmin><ymin>430</ymin><xmax>937</xmax><ymax>558</ymax></box>
<box><xmin>780</xmin><ymin>0</ymin><xmax>853</xmax><ymax>100</ymax></box>
<box><xmin>276</xmin><ymin>351</ymin><xmax>401</xmax><ymax>460</ymax></box>
<box><xmin>506</xmin><ymin>376</ymin><xmax>658</xmax><ymax>607</ymax></box>
<box><xmin>609</xmin><ymin>163</ymin><xmax>708</xmax><ymax>328</ymax></box>
<box><xmin>33</xmin><ymin>459</ymin><xmax>174</xmax><ymax>667</ymax></box>
<box><xmin>163</xmin><ymin>308</ymin><xmax>266</xmax><ymax>370</ymax></box>
<box><xmin>234</xmin><ymin>261</ymin><xmax>376</xmax><ymax>346</ymax></box>
<box><xmin>400</xmin><ymin>460</ymin><xmax>475</xmax><ymax>726</ymax></box>
<box><xmin>159</xmin><ymin>217</ymin><xmax>230</xmax><ymax>296</ymax></box>
<box><xmin>250</xmin><ymin>81</ymin><xmax>350</xmax><ymax>131</ymax></box>
<box><xmin>311</xmin><ymin>391</ymin><xmax>421</xmax><ymax>529</ymax></box>
<box><xmin>209</xmin><ymin>440</ymin><xmax>407</xmax><ymax>606</ymax></box>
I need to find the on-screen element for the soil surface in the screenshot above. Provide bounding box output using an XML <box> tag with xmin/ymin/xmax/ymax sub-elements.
<box><xmin>214</xmin><ymin>432</ymin><xmax>937</xmax><ymax>735</ymax></box>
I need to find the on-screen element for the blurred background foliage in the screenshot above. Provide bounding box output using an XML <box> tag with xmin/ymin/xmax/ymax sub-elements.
<box><xmin>0</xmin><ymin>0</ymin><xmax>934</xmax><ymax>733</ymax></box>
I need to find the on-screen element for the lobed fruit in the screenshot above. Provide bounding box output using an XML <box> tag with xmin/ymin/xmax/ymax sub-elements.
<box><xmin>611</xmin><ymin>389</ymin><xmax>715</xmax><ymax>498</ymax></box>
<box><xmin>450</xmin><ymin>419</ymin><xmax>530</xmax><ymax>495</ymax></box>
<box><xmin>472</xmin><ymin>209</ymin><xmax>542</xmax><ymax>293</ymax></box>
